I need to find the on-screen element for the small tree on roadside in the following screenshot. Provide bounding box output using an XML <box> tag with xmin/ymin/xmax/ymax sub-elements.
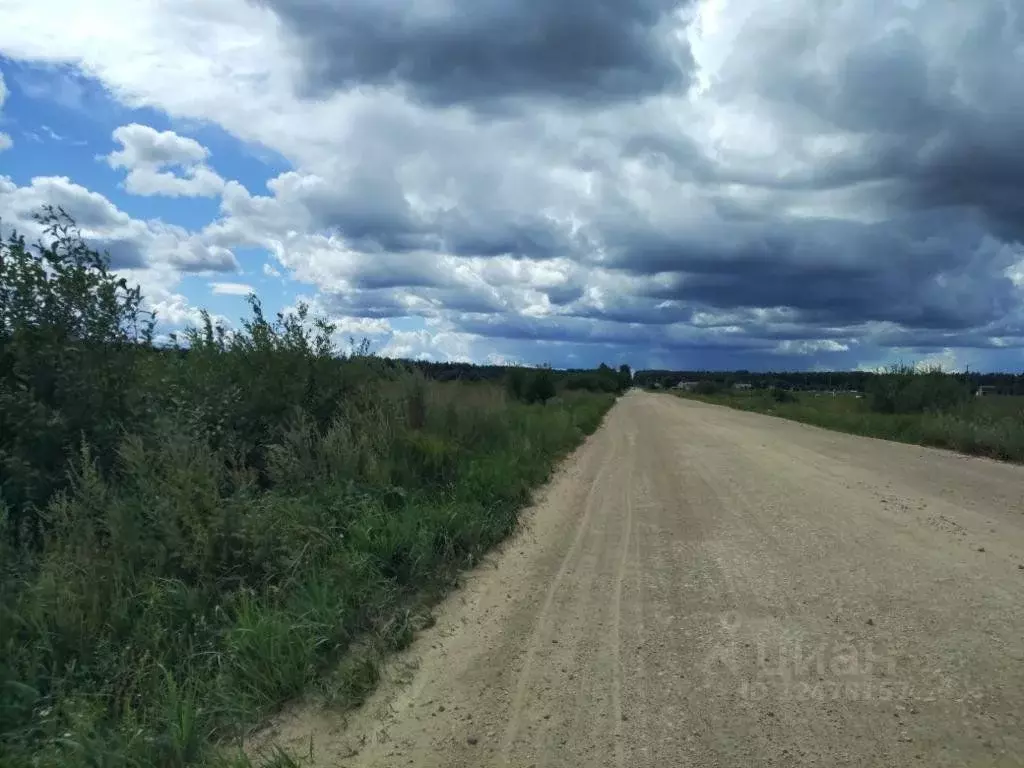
<box><xmin>0</xmin><ymin>207</ymin><xmax>152</xmax><ymax>528</ymax></box>
<box><xmin>868</xmin><ymin>365</ymin><xmax>971</xmax><ymax>414</ymax></box>
<box><xmin>506</xmin><ymin>367</ymin><xmax>528</xmax><ymax>402</ymax></box>
<box><xmin>695</xmin><ymin>380</ymin><xmax>719</xmax><ymax>395</ymax></box>
<box><xmin>527</xmin><ymin>368</ymin><xmax>557</xmax><ymax>404</ymax></box>
<box><xmin>617</xmin><ymin>364</ymin><xmax>632</xmax><ymax>392</ymax></box>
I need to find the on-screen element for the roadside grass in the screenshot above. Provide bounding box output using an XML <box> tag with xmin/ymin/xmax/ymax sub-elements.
<box><xmin>0</xmin><ymin>378</ymin><xmax>614</xmax><ymax>768</ymax></box>
<box><xmin>672</xmin><ymin>388</ymin><xmax>1024</xmax><ymax>462</ymax></box>
<box><xmin>0</xmin><ymin>210</ymin><xmax>617</xmax><ymax>767</ymax></box>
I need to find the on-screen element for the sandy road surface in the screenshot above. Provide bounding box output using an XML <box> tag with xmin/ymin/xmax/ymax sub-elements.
<box><xmin>261</xmin><ymin>391</ymin><xmax>1024</xmax><ymax>766</ymax></box>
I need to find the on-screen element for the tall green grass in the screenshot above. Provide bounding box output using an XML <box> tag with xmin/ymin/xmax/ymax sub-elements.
<box><xmin>674</xmin><ymin>385</ymin><xmax>1024</xmax><ymax>462</ymax></box>
<box><xmin>0</xmin><ymin>209</ymin><xmax>615</xmax><ymax>767</ymax></box>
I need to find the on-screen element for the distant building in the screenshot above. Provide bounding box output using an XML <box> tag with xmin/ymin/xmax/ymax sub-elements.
<box><xmin>976</xmin><ymin>385</ymin><xmax>998</xmax><ymax>397</ymax></box>
<box><xmin>732</xmin><ymin>382</ymin><xmax>753</xmax><ymax>391</ymax></box>
<box><xmin>674</xmin><ymin>381</ymin><xmax>700</xmax><ymax>391</ymax></box>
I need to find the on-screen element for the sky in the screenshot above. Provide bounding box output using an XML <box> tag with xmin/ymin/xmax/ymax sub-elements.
<box><xmin>1</xmin><ymin>0</ymin><xmax>1023</xmax><ymax>372</ymax></box>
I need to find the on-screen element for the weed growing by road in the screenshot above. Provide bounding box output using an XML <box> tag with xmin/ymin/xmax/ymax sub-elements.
<box><xmin>673</xmin><ymin>377</ymin><xmax>1024</xmax><ymax>462</ymax></box>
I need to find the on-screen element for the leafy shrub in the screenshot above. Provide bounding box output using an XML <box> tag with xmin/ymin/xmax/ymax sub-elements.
<box><xmin>0</xmin><ymin>207</ymin><xmax>153</xmax><ymax>530</ymax></box>
<box><xmin>868</xmin><ymin>366</ymin><xmax>972</xmax><ymax>414</ymax></box>
<box><xmin>695</xmin><ymin>380</ymin><xmax>720</xmax><ymax>395</ymax></box>
<box><xmin>562</xmin><ymin>363</ymin><xmax>630</xmax><ymax>394</ymax></box>
<box><xmin>564</xmin><ymin>372</ymin><xmax>618</xmax><ymax>393</ymax></box>
<box><xmin>505</xmin><ymin>367</ymin><xmax>528</xmax><ymax>402</ymax></box>
<box><xmin>526</xmin><ymin>368</ymin><xmax>557</xmax><ymax>404</ymax></box>
<box><xmin>770</xmin><ymin>387</ymin><xmax>797</xmax><ymax>403</ymax></box>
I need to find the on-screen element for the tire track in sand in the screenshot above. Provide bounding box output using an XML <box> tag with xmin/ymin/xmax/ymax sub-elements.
<box><xmin>497</xmin><ymin>415</ymin><xmax>624</xmax><ymax>762</ymax></box>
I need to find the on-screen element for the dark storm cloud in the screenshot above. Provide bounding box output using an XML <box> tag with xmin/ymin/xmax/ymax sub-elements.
<box><xmin>868</xmin><ymin>329</ymin><xmax>1015</xmax><ymax>350</ymax></box>
<box><xmin>293</xmin><ymin>169</ymin><xmax>433</xmax><ymax>254</ymax></box>
<box><xmin>906</xmin><ymin>127</ymin><xmax>1024</xmax><ymax>243</ymax></box>
<box><xmin>311</xmin><ymin>202</ymin><xmax>573</xmax><ymax>263</ymax></box>
<box><xmin>438</xmin><ymin>213</ymin><xmax>572</xmax><ymax>260</ymax></box>
<box><xmin>651</xmin><ymin>247</ymin><xmax>1014</xmax><ymax>334</ymax></box>
<box><xmin>543</xmin><ymin>283</ymin><xmax>586</xmax><ymax>307</ymax></box>
<box><xmin>333</xmin><ymin>208</ymin><xmax>575</xmax><ymax>262</ymax></box>
<box><xmin>316</xmin><ymin>289</ymin><xmax>412</xmax><ymax>319</ymax></box>
<box><xmin>598</xmin><ymin>198</ymin><xmax>1020</xmax><ymax>336</ymax></box>
<box><xmin>565</xmin><ymin>299</ymin><xmax>694</xmax><ymax>326</ymax></box>
<box><xmin>345</xmin><ymin>255</ymin><xmax>446</xmax><ymax>290</ymax></box>
<box><xmin>711</xmin><ymin>1</ymin><xmax>1024</xmax><ymax>241</ymax></box>
<box><xmin>452</xmin><ymin>311</ymin><xmax>770</xmax><ymax>352</ymax></box>
<box><xmin>255</xmin><ymin>0</ymin><xmax>692</xmax><ymax>105</ymax></box>
<box><xmin>325</xmin><ymin>216</ymin><xmax>430</xmax><ymax>256</ymax></box>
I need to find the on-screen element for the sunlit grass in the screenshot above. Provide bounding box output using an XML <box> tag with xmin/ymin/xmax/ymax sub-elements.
<box><xmin>1</xmin><ymin>372</ymin><xmax>614</xmax><ymax>768</ymax></box>
<box><xmin>675</xmin><ymin>388</ymin><xmax>1024</xmax><ymax>461</ymax></box>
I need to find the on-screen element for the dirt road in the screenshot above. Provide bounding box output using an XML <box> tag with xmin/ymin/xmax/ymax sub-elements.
<box><xmin>262</xmin><ymin>391</ymin><xmax>1024</xmax><ymax>766</ymax></box>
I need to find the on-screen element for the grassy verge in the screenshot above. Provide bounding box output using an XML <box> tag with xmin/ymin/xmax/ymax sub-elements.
<box><xmin>1</xmin><ymin>378</ymin><xmax>614</xmax><ymax>768</ymax></box>
<box><xmin>670</xmin><ymin>389</ymin><xmax>1024</xmax><ymax>462</ymax></box>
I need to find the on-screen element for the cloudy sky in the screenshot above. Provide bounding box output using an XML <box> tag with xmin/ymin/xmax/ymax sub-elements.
<box><xmin>1</xmin><ymin>0</ymin><xmax>1023</xmax><ymax>371</ymax></box>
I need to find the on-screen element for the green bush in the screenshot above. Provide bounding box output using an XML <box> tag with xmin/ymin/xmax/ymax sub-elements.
<box><xmin>0</xmin><ymin>207</ymin><xmax>153</xmax><ymax>531</ymax></box>
<box><xmin>695</xmin><ymin>380</ymin><xmax>720</xmax><ymax>396</ymax></box>
<box><xmin>505</xmin><ymin>367</ymin><xmax>528</xmax><ymax>402</ymax></box>
<box><xmin>770</xmin><ymin>387</ymin><xmax>797</xmax><ymax>404</ymax></box>
<box><xmin>563</xmin><ymin>372</ymin><xmax>618</xmax><ymax>393</ymax></box>
<box><xmin>562</xmin><ymin>363</ymin><xmax>630</xmax><ymax>395</ymax></box>
<box><xmin>868</xmin><ymin>366</ymin><xmax>972</xmax><ymax>414</ymax></box>
<box><xmin>526</xmin><ymin>368</ymin><xmax>557</xmax><ymax>404</ymax></box>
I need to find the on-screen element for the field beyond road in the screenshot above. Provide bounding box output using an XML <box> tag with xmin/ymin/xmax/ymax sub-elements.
<box><xmin>263</xmin><ymin>391</ymin><xmax>1024</xmax><ymax>767</ymax></box>
<box><xmin>670</xmin><ymin>383</ymin><xmax>1024</xmax><ymax>464</ymax></box>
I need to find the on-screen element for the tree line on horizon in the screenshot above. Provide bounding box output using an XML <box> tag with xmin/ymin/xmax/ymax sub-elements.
<box><xmin>634</xmin><ymin>369</ymin><xmax>1024</xmax><ymax>396</ymax></box>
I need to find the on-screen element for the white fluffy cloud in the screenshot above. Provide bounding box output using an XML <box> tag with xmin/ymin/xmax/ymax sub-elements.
<box><xmin>209</xmin><ymin>281</ymin><xmax>254</xmax><ymax>296</ymax></box>
<box><xmin>379</xmin><ymin>329</ymin><xmax>475</xmax><ymax>363</ymax></box>
<box><xmin>109</xmin><ymin>123</ymin><xmax>207</xmax><ymax>167</ymax></box>
<box><xmin>106</xmin><ymin>123</ymin><xmax>225</xmax><ymax>197</ymax></box>
<box><xmin>0</xmin><ymin>174</ymin><xmax>238</xmax><ymax>273</ymax></box>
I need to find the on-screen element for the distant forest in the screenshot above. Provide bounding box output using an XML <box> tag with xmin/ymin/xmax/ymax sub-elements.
<box><xmin>409</xmin><ymin>360</ymin><xmax>631</xmax><ymax>393</ymax></box>
<box><xmin>403</xmin><ymin>361</ymin><xmax>1024</xmax><ymax>397</ymax></box>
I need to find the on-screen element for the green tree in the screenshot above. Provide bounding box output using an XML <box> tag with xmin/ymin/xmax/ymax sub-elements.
<box><xmin>868</xmin><ymin>365</ymin><xmax>971</xmax><ymax>414</ymax></box>
<box><xmin>506</xmin><ymin>367</ymin><xmax>528</xmax><ymax>402</ymax></box>
<box><xmin>0</xmin><ymin>206</ymin><xmax>151</xmax><ymax>530</ymax></box>
<box><xmin>695</xmin><ymin>380</ymin><xmax>719</xmax><ymax>395</ymax></box>
<box><xmin>527</xmin><ymin>368</ymin><xmax>557</xmax><ymax>404</ymax></box>
<box><xmin>617</xmin><ymin>364</ymin><xmax>632</xmax><ymax>392</ymax></box>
